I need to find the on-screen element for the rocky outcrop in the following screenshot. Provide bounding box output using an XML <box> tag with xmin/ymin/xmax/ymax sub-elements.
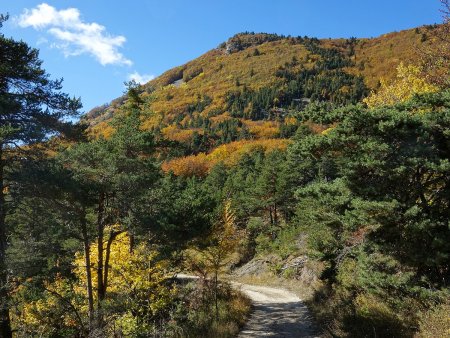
<box><xmin>222</xmin><ymin>32</ymin><xmax>286</xmax><ymax>54</ymax></box>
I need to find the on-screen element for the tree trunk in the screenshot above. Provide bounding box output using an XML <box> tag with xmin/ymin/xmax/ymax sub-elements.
<box><xmin>96</xmin><ymin>193</ymin><xmax>105</xmax><ymax>304</ymax></box>
<box><xmin>268</xmin><ymin>206</ymin><xmax>276</xmax><ymax>240</ymax></box>
<box><xmin>96</xmin><ymin>193</ymin><xmax>105</xmax><ymax>329</ymax></box>
<box><xmin>214</xmin><ymin>268</ymin><xmax>219</xmax><ymax>321</ymax></box>
<box><xmin>0</xmin><ymin>146</ymin><xmax>12</xmax><ymax>338</ymax></box>
<box><xmin>103</xmin><ymin>231</ymin><xmax>122</xmax><ymax>297</ymax></box>
<box><xmin>81</xmin><ymin>214</ymin><xmax>94</xmax><ymax>331</ymax></box>
<box><xmin>273</xmin><ymin>203</ymin><xmax>278</xmax><ymax>226</ymax></box>
<box><xmin>129</xmin><ymin>232</ymin><xmax>135</xmax><ymax>253</ymax></box>
<box><xmin>268</xmin><ymin>206</ymin><xmax>273</xmax><ymax>226</ymax></box>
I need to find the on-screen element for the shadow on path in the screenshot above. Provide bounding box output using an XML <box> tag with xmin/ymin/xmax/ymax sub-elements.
<box><xmin>236</xmin><ymin>284</ymin><xmax>320</xmax><ymax>338</ymax></box>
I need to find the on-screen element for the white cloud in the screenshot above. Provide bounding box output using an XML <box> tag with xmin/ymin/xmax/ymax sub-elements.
<box><xmin>128</xmin><ymin>71</ymin><xmax>155</xmax><ymax>84</ymax></box>
<box><xmin>18</xmin><ymin>3</ymin><xmax>132</xmax><ymax>66</ymax></box>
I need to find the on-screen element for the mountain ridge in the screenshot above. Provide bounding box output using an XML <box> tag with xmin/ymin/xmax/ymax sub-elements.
<box><xmin>85</xmin><ymin>25</ymin><xmax>439</xmax><ymax>119</ymax></box>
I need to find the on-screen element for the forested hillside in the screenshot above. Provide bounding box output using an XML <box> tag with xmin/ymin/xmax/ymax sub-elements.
<box><xmin>1</xmin><ymin>4</ymin><xmax>449</xmax><ymax>337</ymax></box>
<box><xmin>85</xmin><ymin>25</ymin><xmax>441</xmax><ymax>151</ymax></box>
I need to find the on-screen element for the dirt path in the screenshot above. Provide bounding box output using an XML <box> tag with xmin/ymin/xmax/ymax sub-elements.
<box><xmin>233</xmin><ymin>282</ymin><xmax>320</xmax><ymax>338</ymax></box>
<box><xmin>176</xmin><ymin>274</ymin><xmax>319</xmax><ymax>337</ymax></box>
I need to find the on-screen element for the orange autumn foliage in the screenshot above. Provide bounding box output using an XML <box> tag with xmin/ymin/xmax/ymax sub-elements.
<box><xmin>161</xmin><ymin>125</ymin><xmax>201</xmax><ymax>143</ymax></box>
<box><xmin>162</xmin><ymin>138</ymin><xmax>290</xmax><ymax>177</ymax></box>
<box><xmin>243</xmin><ymin>120</ymin><xmax>280</xmax><ymax>139</ymax></box>
<box><xmin>161</xmin><ymin>153</ymin><xmax>210</xmax><ymax>177</ymax></box>
<box><xmin>209</xmin><ymin>112</ymin><xmax>233</xmax><ymax>125</ymax></box>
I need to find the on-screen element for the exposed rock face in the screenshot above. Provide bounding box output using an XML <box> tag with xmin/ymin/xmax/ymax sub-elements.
<box><xmin>234</xmin><ymin>255</ymin><xmax>319</xmax><ymax>287</ymax></box>
<box><xmin>225</xmin><ymin>38</ymin><xmax>243</xmax><ymax>54</ymax></box>
<box><xmin>282</xmin><ymin>256</ymin><xmax>319</xmax><ymax>285</ymax></box>
<box><xmin>223</xmin><ymin>32</ymin><xmax>285</xmax><ymax>54</ymax></box>
<box><xmin>233</xmin><ymin>257</ymin><xmax>275</xmax><ymax>277</ymax></box>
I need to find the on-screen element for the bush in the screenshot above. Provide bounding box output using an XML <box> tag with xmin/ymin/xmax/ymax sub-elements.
<box><xmin>183</xmin><ymin>67</ymin><xmax>203</xmax><ymax>82</ymax></box>
<box><xmin>168</xmin><ymin>280</ymin><xmax>251</xmax><ymax>338</ymax></box>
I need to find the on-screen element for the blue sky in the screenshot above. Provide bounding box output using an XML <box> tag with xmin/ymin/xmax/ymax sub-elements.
<box><xmin>1</xmin><ymin>1</ymin><xmax>444</xmax><ymax>112</ymax></box>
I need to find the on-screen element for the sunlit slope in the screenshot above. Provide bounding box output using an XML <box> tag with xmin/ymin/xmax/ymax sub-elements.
<box><xmin>84</xmin><ymin>25</ymin><xmax>440</xmax><ymax>151</ymax></box>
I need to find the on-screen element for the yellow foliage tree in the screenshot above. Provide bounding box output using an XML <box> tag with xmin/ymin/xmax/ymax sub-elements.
<box><xmin>73</xmin><ymin>232</ymin><xmax>173</xmax><ymax>304</ymax></box>
<box><xmin>16</xmin><ymin>277</ymin><xmax>87</xmax><ymax>337</ymax></box>
<box><xmin>363</xmin><ymin>63</ymin><xmax>438</xmax><ymax>108</ymax></box>
<box><xmin>161</xmin><ymin>125</ymin><xmax>198</xmax><ymax>143</ymax></box>
<box><xmin>244</xmin><ymin>120</ymin><xmax>280</xmax><ymax>139</ymax></box>
<box><xmin>18</xmin><ymin>232</ymin><xmax>175</xmax><ymax>336</ymax></box>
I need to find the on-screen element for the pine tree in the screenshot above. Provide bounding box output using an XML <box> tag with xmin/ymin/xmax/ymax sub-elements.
<box><xmin>60</xmin><ymin>102</ymin><xmax>158</xmax><ymax>330</ymax></box>
<box><xmin>0</xmin><ymin>15</ymin><xmax>81</xmax><ymax>336</ymax></box>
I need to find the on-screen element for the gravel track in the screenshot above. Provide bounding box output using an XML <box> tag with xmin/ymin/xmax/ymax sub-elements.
<box><xmin>233</xmin><ymin>282</ymin><xmax>319</xmax><ymax>338</ymax></box>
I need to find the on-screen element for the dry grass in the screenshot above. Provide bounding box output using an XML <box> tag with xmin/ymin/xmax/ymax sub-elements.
<box><xmin>173</xmin><ymin>280</ymin><xmax>252</xmax><ymax>338</ymax></box>
<box><xmin>416</xmin><ymin>302</ymin><xmax>450</xmax><ymax>338</ymax></box>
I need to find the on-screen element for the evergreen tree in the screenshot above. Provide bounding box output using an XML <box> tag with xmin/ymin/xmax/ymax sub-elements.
<box><xmin>0</xmin><ymin>16</ymin><xmax>81</xmax><ymax>336</ymax></box>
<box><xmin>292</xmin><ymin>91</ymin><xmax>450</xmax><ymax>336</ymax></box>
<box><xmin>254</xmin><ymin>150</ymin><xmax>287</xmax><ymax>231</ymax></box>
<box><xmin>62</xmin><ymin>112</ymin><xmax>158</xmax><ymax>327</ymax></box>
